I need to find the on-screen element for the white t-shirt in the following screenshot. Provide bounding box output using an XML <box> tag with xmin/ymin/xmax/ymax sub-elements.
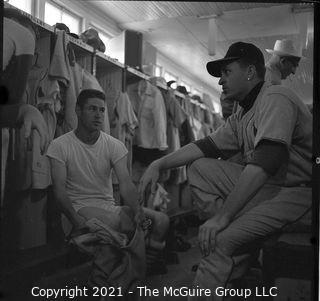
<box><xmin>46</xmin><ymin>131</ymin><xmax>128</xmax><ymax>211</ymax></box>
<box><xmin>3</xmin><ymin>17</ymin><xmax>35</xmax><ymax>71</ymax></box>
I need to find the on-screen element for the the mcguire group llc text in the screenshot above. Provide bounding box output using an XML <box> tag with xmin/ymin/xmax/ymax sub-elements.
<box><xmin>31</xmin><ymin>285</ymin><xmax>278</xmax><ymax>299</ymax></box>
<box><xmin>137</xmin><ymin>286</ymin><xmax>278</xmax><ymax>298</ymax></box>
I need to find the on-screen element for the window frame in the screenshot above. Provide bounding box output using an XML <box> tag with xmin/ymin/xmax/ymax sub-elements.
<box><xmin>192</xmin><ymin>88</ymin><xmax>202</xmax><ymax>97</ymax></box>
<box><xmin>44</xmin><ymin>0</ymin><xmax>82</xmax><ymax>34</ymax></box>
<box><xmin>164</xmin><ymin>71</ymin><xmax>178</xmax><ymax>82</ymax></box>
<box><xmin>154</xmin><ymin>64</ymin><xmax>163</xmax><ymax>77</ymax></box>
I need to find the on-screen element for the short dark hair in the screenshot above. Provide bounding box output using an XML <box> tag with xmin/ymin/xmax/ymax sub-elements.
<box><xmin>76</xmin><ymin>89</ymin><xmax>105</xmax><ymax>109</ymax></box>
<box><xmin>238</xmin><ymin>58</ymin><xmax>266</xmax><ymax>79</ymax></box>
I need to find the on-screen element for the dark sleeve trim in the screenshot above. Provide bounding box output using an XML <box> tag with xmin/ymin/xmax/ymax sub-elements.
<box><xmin>248</xmin><ymin>139</ymin><xmax>289</xmax><ymax>175</ymax></box>
<box><xmin>192</xmin><ymin>136</ymin><xmax>222</xmax><ymax>158</ymax></box>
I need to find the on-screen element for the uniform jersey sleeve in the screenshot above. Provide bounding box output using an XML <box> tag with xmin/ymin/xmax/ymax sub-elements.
<box><xmin>254</xmin><ymin>92</ymin><xmax>298</xmax><ymax>148</ymax></box>
<box><xmin>249</xmin><ymin>139</ymin><xmax>289</xmax><ymax>175</ymax></box>
<box><xmin>46</xmin><ymin>139</ymin><xmax>67</xmax><ymax>165</ymax></box>
<box><xmin>193</xmin><ymin>136</ymin><xmax>222</xmax><ymax>158</ymax></box>
<box><xmin>209</xmin><ymin>113</ymin><xmax>240</xmax><ymax>159</ymax></box>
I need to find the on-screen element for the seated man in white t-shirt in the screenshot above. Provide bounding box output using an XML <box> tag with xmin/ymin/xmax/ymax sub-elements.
<box><xmin>46</xmin><ymin>89</ymin><xmax>169</xmax><ymax>288</ymax></box>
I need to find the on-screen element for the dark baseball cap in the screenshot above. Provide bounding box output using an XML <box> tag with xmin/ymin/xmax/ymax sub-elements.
<box><xmin>207</xmin><ymin>42</ymin><xmax>265</xmax><ymax>77</ymax></box>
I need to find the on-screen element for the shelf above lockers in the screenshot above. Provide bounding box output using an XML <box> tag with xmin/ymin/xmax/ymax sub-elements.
<box><xmin>67</xmin><ymin>36</ymin><xmax>94</xmax><ymax>73</ymax></box>
<box><xmin>125</xmin><ymin>66</ymin><xmax>149</xmax><ymax>87</ymax></box>
<box><xmin>126</xmin><ymin>67</ymin><xmax>150</xmax><ymax>80</ymax></box>
<box><xmin>153</xmin><ymin>81</ymin><xmax>168</xmax><ymax>91</ymax></box>
<box><xmin>68</xmin><ymin>35</ymin><xmax>94</xmax><ymax>54</ymax></box>
<box><xmin>96</xmin><ymin>52</ymin><xmax>125</xmax><ymax>69</ymax></box>
<box><xmin>174</xmin><ymin>91</ymin><xmax>186</xmax><ymax>99</ymax></box>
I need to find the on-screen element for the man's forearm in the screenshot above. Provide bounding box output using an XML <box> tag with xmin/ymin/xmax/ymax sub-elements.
<box><xmin>218</xmin><ymin>164</ymin><xmax>269</xmax><ymax>220</ymax></box>
<box><xmin>54</xmin><ymin>191</ymin><xmax>83</xmax><ymax>227</ymax></box>
<box><xmin>154</xmin><ymin>143</ymin><xmax>204</xmax><ymax>171</ymax></box>
<box><xmin>120</xmin><ymin>182</ymin><xmax>140</xmax><ymax>214</ymax></box>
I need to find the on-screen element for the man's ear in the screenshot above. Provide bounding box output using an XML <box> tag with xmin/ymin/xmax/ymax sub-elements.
<box><xmin>247</xmin><ymin>65</ymin><xmax>256</xmax><ymax>79</ymax></box>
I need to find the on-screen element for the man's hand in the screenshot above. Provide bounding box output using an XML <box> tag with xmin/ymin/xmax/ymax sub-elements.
<box><xmin>138</xmin><ymin>161</ymin><xmax>160</xmax><ymax>203</ymax></box>
<box><xmin>18</xmin><ymin>104</ymin><xmax>49</xmax><ymax>154</ymax></box>
<box><xmin>198</xmin><ymin>214</ymin><xmax>231</xmax><ymax>257</ymax></box>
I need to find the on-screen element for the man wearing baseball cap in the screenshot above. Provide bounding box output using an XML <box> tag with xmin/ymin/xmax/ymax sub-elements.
<box><xmin>265</xmin><ymin>39</ymin><xmax>304</xmax><ymax>85</ymax></box>
<box><xmin>139</xmin><ymin>41</ymin><xmax>312</xmax><ymax>298</ymax></box>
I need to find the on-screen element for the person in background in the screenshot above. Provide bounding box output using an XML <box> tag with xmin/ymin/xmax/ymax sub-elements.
<box><xmin>139</xmin><ymin>42</ymin><xmax>311</xmax><ymax>299</ymax></box>
<box><xmin>224</xmin><ymin>39</ymin><xmax>304</xmax><ymax>122</ymax></box>
<box><xmin>265</xmin><ymin>39</ymin><xmax>303</xmax><ymax>85</ymax></box>
<box><xmin>47</xmin><ymin>89</ymin><xmax>169</xmax><ymax>289</ymax></box>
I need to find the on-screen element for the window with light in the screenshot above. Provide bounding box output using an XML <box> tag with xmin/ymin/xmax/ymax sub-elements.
<box><xmin>192</xmin><ymin>89</ymin><xmax>202</xmax><ymax>97</ymax></box>
<box><xmin>6</xmin><ymin>0</ymin><xmax>32</xmax><ymax>14</ymax></box>
<box><xmin>155</xmin><ymin>65</ymin><xmax>162</xmax><ymax>77</ymax></box>
<box><xmin>44</xmin><ymin>1</ymin><xmax>81</xmax><ymax>34</ymax></box>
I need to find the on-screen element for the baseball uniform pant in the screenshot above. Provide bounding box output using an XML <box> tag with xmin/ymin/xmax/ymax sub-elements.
<box><xmin>187</xmin><ymin>158</ymin><xmax>311</xmax><ymax>300</ymax></box>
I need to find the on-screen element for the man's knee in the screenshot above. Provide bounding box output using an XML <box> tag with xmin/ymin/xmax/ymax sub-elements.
<box><xmin>155</xmin><ymin>211</ymin><xmax>170</xmax><ymax>233</ymax></box>
<box><xmin>188</xmin><ymin>158</ymin><xmax>208</xmax><ymax>177</ymax></box>
<box><xmin>215</xmin><ymin>231</ymin><xmax>235</xmax><ymax>257</ymax></box>
<box><xmin>187</xmin><ymin>158</ymin><xmax>220</xmax><ymax>183</ymax></box>
<box><xmin>144</xmin><ymin>207</ymin><xmax>170</xmax><ymax>234</ymax></box>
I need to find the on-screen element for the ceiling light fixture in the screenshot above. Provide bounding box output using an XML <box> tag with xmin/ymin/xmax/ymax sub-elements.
<box><xmin>198</xmin><ymin>13</ymin><xmax>222</xmax><ymax>20</ymax></box>
<box><xmin>208</xmin><ymin>18</ymin><xmax>218</xmax><ymax>56</ymax></box>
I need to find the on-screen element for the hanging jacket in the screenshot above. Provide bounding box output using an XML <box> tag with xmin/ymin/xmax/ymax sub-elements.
<box><xmin>49</xmin><ymin>30</ymin><xmax>109</xmax><ymax>136</ymax></box>
<box><xmin>13</xmin><ymin>37</ymin><xmax>56</xmax><ymax>190</ymax></box>
<box><xmin>128</xmin><ymin>80</ymin><xmax>167</xmax><ymax>150</ymax></box>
